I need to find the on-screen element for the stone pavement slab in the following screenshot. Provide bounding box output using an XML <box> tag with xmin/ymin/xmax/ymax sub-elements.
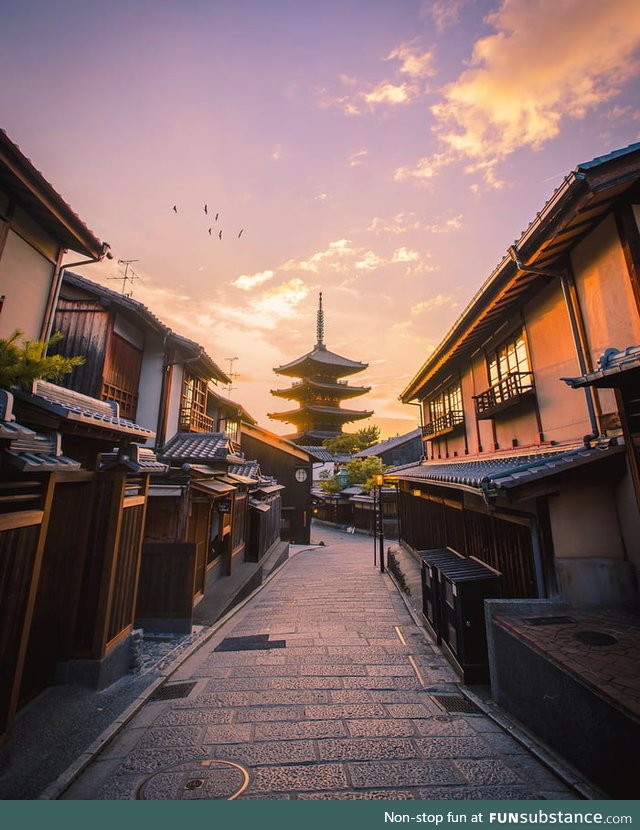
<box><xmin>60</xmin><ymin>526</ymin><xmax>579</xmax><ymax>800</ymax></box>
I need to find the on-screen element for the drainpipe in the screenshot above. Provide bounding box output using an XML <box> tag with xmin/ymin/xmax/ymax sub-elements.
<box><xmin>156</xmin><ymin>345</ymin><xmax>206</xmax><ymax>449</ymax></box>
<box><xmin>404</xmin><ymin>399</ymin><xmax>425</xmax><ymax>460</ymax></box>
<box><xmin>41</xmin><ymin>243</ymin><xmax>113</xmax><ymax>344</ymax></box>
<box><xmin>508</xmin><ymin>246</ymin><xmax>599</xmax><ymax>439</ymax></box>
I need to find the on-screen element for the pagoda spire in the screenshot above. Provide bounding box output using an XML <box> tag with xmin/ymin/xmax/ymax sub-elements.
<box><xmin>316</xmin><ymin>292</ymin><xmax>325</xmax><ymax>347</ymax></box>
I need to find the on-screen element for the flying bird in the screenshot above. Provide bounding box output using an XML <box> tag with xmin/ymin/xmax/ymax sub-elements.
<box><xmin>219</xmin><ymin>229</ymin><xmax>223</xmax><ymax>240</ymax></box>
<box><xmin>208</xmin><ymin>227</ymin><xmax>212</xmax><ymax>235</ymax></box>
<box><xmin>204</xmin><ymin>204</ymin><xmax>208</xmax><ymax>214</ymax></box>
<box><xmin>172</xmin><ymin>205</ymin><xmax>177</xmax><ymax>213</ymax></box>
<box><xmin>238</xmin><ymin>229</ymin><xmax>244</xmax><ymax>238</ymax></box>
<box><xmin>215</xmin><ymin>212</ymin><xmax>219</xmax><ymax>221</ymax></box>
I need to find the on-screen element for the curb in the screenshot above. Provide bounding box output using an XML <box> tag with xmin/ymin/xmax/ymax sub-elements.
<box><xmin>39</xmin><ymin>543</ymin><xmax>321</xmax><ymax>800</ymax></box>
<box><xmin>384</xmin><ymin>564</ymin><xmax>604</xmax><ymax>801</ymax></box>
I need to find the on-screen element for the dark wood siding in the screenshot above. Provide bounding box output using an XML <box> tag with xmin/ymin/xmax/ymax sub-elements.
<box><xmin>398</xmin><ymin>484</ymin><xmax>537</xmax><ymax>598</ymax></box>
<box><xmin>52</xmin><ymin>299</ymin><xmax>110</xmax><ymax>398</ymax></box>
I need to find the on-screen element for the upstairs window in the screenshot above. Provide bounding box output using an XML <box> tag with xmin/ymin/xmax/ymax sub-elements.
<box><xmin>488</xmin><ymin>334</ymin><xmax>530</xmax><ymax>387</ymax></box>
<box><xmin>423</xmin><ymin>381</ymin><xmax>464</xmax><ymax>438</ymax></box>
<box><xmin>180</xmin><ymin>371</ymin><xmax>213</xmax><ymax>432</ymax></box>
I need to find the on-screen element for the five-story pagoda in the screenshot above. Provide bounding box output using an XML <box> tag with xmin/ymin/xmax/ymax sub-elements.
<box><xmin>269</xmin><ymin>293</ymin><xmax>373</xmax><ymax>445</ymax></box>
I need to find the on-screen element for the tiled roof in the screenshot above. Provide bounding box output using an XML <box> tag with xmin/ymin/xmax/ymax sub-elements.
<box><xmin>62</xmin><ymin>273</ymin><xmax>230</xmax><ymax>385</ymax></box>
<box><xmin>296</xmin><ymin>445</ymin><xmax>335</xmax><ymax>462</ymax></box>
<box><xmin>228</xmin><ymin>460</ymin><xmax>260</xmax><ymax>478</ymax></box>
<box><xmin>387</xmin><ymin>443</ymin><xmax>624</xmax><ymax>499</ymax></box>
<box><xmin>563</xmin><ymin>345</ymin><xmax>640</xmax><ymax>388</ymax></box>
<box><xmin>354</xmin><ymin>428</ymin><xmax>422</xmax><ymax>458</ymax></box>
<box><xmin>160</xmin><ymin>432</ymin><xmax>230</xmax><ymax>463</ymax></box>
<box><xmin>98</xmin><ymin>445</ymin><xmax>168</xmax><ymax>474</ymax></box>
<box><xmin>15</xmin><ymin>380</ymin><xmax>153</xmax><ymax>439</ymax></box>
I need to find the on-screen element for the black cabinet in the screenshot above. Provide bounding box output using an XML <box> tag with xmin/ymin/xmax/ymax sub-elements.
<box><xmin>419</xmin><ymin>547</ymin><xmax>501</xmax><ymax>683</ymax></box>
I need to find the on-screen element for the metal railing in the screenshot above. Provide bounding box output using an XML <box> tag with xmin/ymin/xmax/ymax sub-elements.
<box><xmin>474</xmin><ymin>371</ymin><xmax>535</xmax><ymax>417</ymax></box>
<box><xmin>422</xmin><ymin>409</ymin><xmax>465</xmax><ymax>438</ymax></box>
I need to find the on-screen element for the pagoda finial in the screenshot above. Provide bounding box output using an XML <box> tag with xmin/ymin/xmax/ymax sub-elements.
<box><xmin>316</xmin><ymin>291</ymin><xmax>325</xmax><ymax>346</ymax></box>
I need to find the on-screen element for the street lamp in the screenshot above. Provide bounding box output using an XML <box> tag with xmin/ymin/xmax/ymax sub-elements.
<box><xmin>376</xmin><ymin>473</ymin><xmax>385</xmax><ymax>573</ymax></box>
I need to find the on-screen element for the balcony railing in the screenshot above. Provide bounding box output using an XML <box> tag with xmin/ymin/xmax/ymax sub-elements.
<box><xmin>422</xmin><ymin>409</ymin><xmax>465</xmax><ymax>439</ymax></box>
<box><xmin>179</xmin><ymin>406</ymin><xmax>214</xmax><ymax>433</ymax></box>
<box><xmin>474</xmin><ymin>371</ymin><xmax>535</xmax><ymax>419</ymax></box>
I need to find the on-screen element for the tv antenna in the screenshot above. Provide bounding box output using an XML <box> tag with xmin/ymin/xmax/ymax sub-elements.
<box><xmin>109</xmin><ymin>259</ymin><xmax>142</xmax><ymax>297</ymax></box>
<box><xmin>225</xmin><ymin>356</ymin><xmax>239</xmax><ymax>397</ymax></box>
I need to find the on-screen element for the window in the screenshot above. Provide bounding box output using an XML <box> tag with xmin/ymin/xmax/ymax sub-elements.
<box><xmin>475</xmin><ymin>333</ymin><xmax>535</xmax><ymax>417</ymax></box>
<box><xmin>423</xmin><ymin>381</ymin><xmax>464</xmax><ymax>437</ymax></box>
<box><xmin>180</xmin><ymin>371</ymin><xmax>213</xmax><ymax>432</ymax></box>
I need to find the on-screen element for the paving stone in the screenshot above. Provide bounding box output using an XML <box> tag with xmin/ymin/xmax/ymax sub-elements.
<box><xmin>414</xmin><ymin>718</ymin><xmax>478</xmax><ymax>737</ymax></box>
<box><xmin>235</xmin><ymin>706</ymin><xmax>302</xmax><ymax>722</ymax></box>
<box><xmin>296</xmin><ymin>789</ymin><xmax>418</xmax><ymax>799</ymax></box>
<box><xmin>384</xmin><ymin>703</ymin><xmax>433</xmax><ymax>718</ymax></box>
<box><xmin>504</xmin><ymin>756</ymin><xmax>574</xmax><ymax>788</ymax></box>
<box><xmin>297</xmin><ymin>664</ymin><xmax>368</xmax><ymax>676</ymax></box>
<box><xmin>209</xmin><ymin>740</ymin><xmax>317</xmax><ymax>765</ymax></box>
<box><xmin>242</xmin><ymin>690</ymin><xmax>331</xmax><ymax>705</ymax></box>
<box><xmin>119</xmin><ymin>746</ymin><xmax>206</xmax><ymax>773</ymax></box>
<box><xmin>270</xmin><ymin>676</ymin><xmax>341</xmax><ymax>690</ymax></box>
<box><xmin>96</xmin><ymin>773</ymin><xmax>142</xmax><ymax>800</ymax></box>
<box><xmin>414</xmin><ymin>737</ymin><xmax>495</xmax><ymax>758</ymax></box>
<box><xmin>203</xmin><ymin>724</ymin><xmax>254</xmax><ymax>744</ymax></box>
<box><xmin>204</xmin><ymin>677</ymin><xmax>272</xmax><ymax>692</ymax></box>
<box><xmin>318</xmin><ymin>738</ymin><xmax>418</xmax><ymax>762</ymax></box>
<box><xmin>138</xmin><ymin>726</ymin><xmax>204</xmax><ymax>749</ymax></box>
<box><xmin>346</xmin><ymin>719</ymin><xmax>416</xmax><ymax>737</ymax></box>
<box><xmin>474</xmin><ymin>731</ymin><xmax>529</xmax><ymax>755</ymax></box>
<box><xmin>348</xmin><ymin>759</ymin><xmax>463</xmax><ymax>788</ymax></box>
<box><xmin>341</xmin><ymin>676</ymin><xmax>421</xmax><ymax>690</ymax></box>
<box><xmin>154</xmin><ymin>708</ymin><xmax>236</xmax><ymax>727</ymax></box>
<box><xmin>453</xmin><ymin>758</ymin><xmax>522</xmax><ymax>785</ymax></box>
<box><xmin>305</xmin><ymin>704</ymin><xmax>388</xmax><ymax>719</ymax></box>
<box><xmin>228</xmin><ymin>664</ymin><xmax>300</xmax><ymax>677</ymax></box>
<box><xmin>249</xmin><ymin>763</ymin><xmax>348</xmax><ymax>793</ymax></box>
<box><xmin>254</xmin><ymin>719</ymin><xmax>348</xmax><ymax>740</ymax></box>
<box><xmin>366</xmin><ymin>664</ymin><xmax>416</xmax><ymax>676</ymax></box>
<box><xmin>415</xmin><ymin>785</ymin><xmax>541</xmax><ymax>800</ymax></box>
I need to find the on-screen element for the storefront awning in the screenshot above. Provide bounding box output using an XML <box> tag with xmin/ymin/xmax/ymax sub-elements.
<box><xmin>192</xmin><ymin>479</ymin><xmax>236</xmax><ymax>496</ymax></box>
<box><xmin>563</xmin><ymin>345</ymin><xmax>640</xmax><ymax>388</ymax></box>
<box><xmin>249</xmin><ymin>498</ymin><xmax>271</xmax><ymax>513</ymax></box>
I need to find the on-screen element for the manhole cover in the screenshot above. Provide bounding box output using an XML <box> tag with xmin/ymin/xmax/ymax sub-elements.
<box><xmin>430</xmin><ymin>694</ymin><xmax>480</xmax><ymax>714</ymax></box>
<box><xmin>136</xmin><ymin>759</ymin><xmax>250</xmax><ymax>800</ymax></box>
<box><xmin>214</xmin><ymin>634</ymin><xmax>286</xmax><ymax>652</ymax></box>
<box><xmin>524</xmin><ymin>615</ymin><xmax>576</xmax><ymax>626</ymax></box>
<box><xmin>573</xmin><ymin>630</ymin><xmax>619</xmax><ymax>647</ymax></box>
<box><xmin>148</xmin><ymin>681</ymin><xmax>197</xmax><ymax>701</ymax></box>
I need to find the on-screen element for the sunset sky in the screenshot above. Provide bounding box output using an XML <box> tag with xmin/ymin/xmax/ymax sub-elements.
<box><xmin>3</xmin><ymin>0</ymin><xmax>640</xmax><ymax>438</ymax></box>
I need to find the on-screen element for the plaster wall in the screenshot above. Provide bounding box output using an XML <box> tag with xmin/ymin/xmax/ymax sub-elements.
<box><xmin>524</xmin><ymin>281</ymin><xmax>591</xmax><ymax>444</ymax></box>
<box><xmin>165</xmin><ymin>363</ymin><xmax>185</xmax><ymax>442</ymax></box>
<box><xmin>136</xmin><ymin>334</ymin><xmax>165</xmax><ymax>443</ymax></box>
<box><xmin>0</xmin><ymin>229</ymin><xmax>55</xmax><ymax>340</ymax></box>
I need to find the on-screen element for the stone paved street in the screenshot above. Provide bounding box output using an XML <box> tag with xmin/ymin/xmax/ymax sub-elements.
<box><xmin>62</xmin><ymin>527</ymin><xmax>578</xmax><ymax>800</ymax></box>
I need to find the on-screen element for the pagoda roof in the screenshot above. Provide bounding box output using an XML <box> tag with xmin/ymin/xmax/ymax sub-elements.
<box><xmin>268</xmin><ymin>403</ymin><xmax>373</xmax><ymax>425</ymax></box>
<box><xmin>274</xmin><ymin>344</ymin><xmax>368</xmax><ymax>379</ymax></box>
<box><xmin>271</xmin><ymin>378</ymin><xmax>370</xmax><ymax>401</ymax></box>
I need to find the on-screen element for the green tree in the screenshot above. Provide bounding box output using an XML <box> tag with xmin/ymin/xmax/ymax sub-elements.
<box><xmin>0</xmin><ymin>330</ymin><xmax>84</xmax><ymax>390</ymax></box>
<box><xmin>322</xmin><ymin>425</ymin><xmax>381</xmax><ymax>455</ymax></box>
<box><xmin>320</xmin><ymin>456</ymin><xmax>385</xmax><ymax>495</ymax></box>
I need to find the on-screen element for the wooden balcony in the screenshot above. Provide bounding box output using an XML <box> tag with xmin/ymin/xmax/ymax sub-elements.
<box><xmin>474</xmin><ymin>371</ymin><xmax>535</xmax><ymax>420</ymax></box>
<box><xmin>422</xmin><ymin>410</ymin><xmax>465</xmax><ymax>440</ymax></box>
<box><xmin>178</xmin><ymin>406</ymin><xmax>214</xmax><ymax>433</ymax></box>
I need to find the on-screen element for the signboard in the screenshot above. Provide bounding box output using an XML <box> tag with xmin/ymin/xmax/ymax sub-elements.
<box><xmin>217</xmin><ymin>498</ymin><xmax>232</xmax><ymax>514</ymax></box>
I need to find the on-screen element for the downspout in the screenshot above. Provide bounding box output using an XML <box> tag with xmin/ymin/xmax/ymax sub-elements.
<box><xmin>156</xmin><ymin>344</ymin><xmax>206</xmax><ymax>449</ymax></box>
<box><xmin>41</xmin><ymin>242</ymin><xmax>113</xmax><ymax>344</ymax></box>
<box><xmin>508</xmin><ymin>246</ymin><xmax>599</xmax><ymax>439</ymax></box>
<box><xmin>404</xmin><ymin>399</ymin><xmax>425</xmax><ymax>460</ymax></box>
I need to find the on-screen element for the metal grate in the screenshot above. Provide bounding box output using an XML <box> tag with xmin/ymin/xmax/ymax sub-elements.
<box><xmin>149</xmin><ymin>681</ymin><xmax>197</xmax><ymax>701</ymax></box>
<box><xmin>430</xmin><ymin>694</ymin><xmax>481</xmax><ymax>714</ymax></box>
<box><xmin>524</xmin><ymin>615</ymin><xmax>576</xmax><ymax>626</ymax></box>
<box><xmin>214</xmin><ymin>634</ymin><xmax>286</xmax><ymax>652</ymax></box>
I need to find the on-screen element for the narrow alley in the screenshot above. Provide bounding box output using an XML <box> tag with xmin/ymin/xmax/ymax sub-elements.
<box><xmin>58</xmin><ymin>527</ymin><xmax>577</xmax><ymax>801</ymax></box>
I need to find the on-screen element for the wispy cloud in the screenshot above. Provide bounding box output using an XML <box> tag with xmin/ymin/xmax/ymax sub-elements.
<box><xmin>425</xmin><ymin>213</ymin><xmax>463</xmax><ymax>233</ymax></box>
<box><xmin>386</xmin><ymin>42</ymin><xmax>436</xmax><ymax>80</ymax></box>
<box><xmin>231</xmin><ymin>269</ymin><xmax>275</xmax><ymax>290</ymax></box>
<box><xmin>410</xmin><ymin>293</ymin><xmax>459</xmax><ymax>315</ymax></box>
<box><xmin>420</xmin><ymin>0</ymin><xmax>469</xmax><ymax>32</ymax></box>
<box><xmin>368</xmin><ymin>212</ymin><xmax>423</xmax><ymax>234</ymax></box>
<box><xmin>347</xmin><ymin>149</ymin><xmax>368</xmax><ymax>167</ymax></box>
<box><xmin>405</xmin><ymin>0</ymin><xmax>640</xmax><ymax>188</ymax></box>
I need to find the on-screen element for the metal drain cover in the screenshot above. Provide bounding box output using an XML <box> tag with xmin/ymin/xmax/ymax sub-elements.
<box><xmin>573</xmin><ymin>630</ymin><xmax>619</xmax><ymax>647</ymax></box>
<box><xmin>148</xmin><ymin>681</ymin><xmax>197</xmax><ymax>701</ymax></box>
<box><xmin>136</xmin><ymin>759</ymin><xmax>250</xmax><ymax>800</ymax></box>
<box><xmin>430</xmin><ymin>694</ymin><xmax>481</xmax><ymax>714</ymax></box>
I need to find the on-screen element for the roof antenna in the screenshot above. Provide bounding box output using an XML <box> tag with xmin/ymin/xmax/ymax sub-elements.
<box><xmin>316</xmin><ymin>292</ymin><xmax>325</xmax><ymax>347</ymax></box>
<box><xmin>109</xmin><ymin>259</ymin><xmax>142</xmax><ymax>297</ymax></box>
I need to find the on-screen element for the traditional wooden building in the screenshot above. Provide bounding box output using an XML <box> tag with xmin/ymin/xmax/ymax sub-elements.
<box><xmin>0</xmin><ymin>132</ymin><xmax>166</xmax><ymax>742</ymax></box>
<box><xmin>241</xmin><ymin>421</ymin><xmax>312</xmax><ymax>544</ymax></box>
<box><xmin>269</xmin><ymin>293</ymin><xmax>372</xmax><ymax>445</ymax></box>
<box><xmin>354</xmin><ymin>428</ymin><xmax>423</xmax><ymax>467</ymax></box>
<box><xmin>390</xmin><ymin>143</ymin><xmax>640</xmax><ymax>793</ymax></box>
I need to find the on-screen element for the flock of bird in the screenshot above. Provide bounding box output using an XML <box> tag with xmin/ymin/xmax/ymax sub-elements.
<box><xmin>172</xmin><ymin>203</ymin><xmax>244</xmax><ymax>240</ymax></box>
